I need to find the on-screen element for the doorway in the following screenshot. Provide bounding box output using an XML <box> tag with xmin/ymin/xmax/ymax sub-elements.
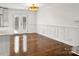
<box><xmin>10</xmin><ymin>14</ymin><xmax>27</xmax><ymax>55</ymax></box>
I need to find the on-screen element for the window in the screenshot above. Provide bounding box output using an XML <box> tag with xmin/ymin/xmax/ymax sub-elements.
<box><xmin>0</xmin><ymin>15</ymin><xmax>3</xmax><ymax>27</ymax></box>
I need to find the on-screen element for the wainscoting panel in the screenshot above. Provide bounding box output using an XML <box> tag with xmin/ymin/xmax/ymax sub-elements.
<box><xmin>57</xmin><ymin>26</ymin><xmax>65</xmax><ymax>41</ymax></box>
<box><xmin>27</xmin><ymin>24</ymin><xmax>37</xmax><ymax>33</ymax></box>
<box><xmin>37</xmin><ymin>24</ymin><xmax>79</xmax><ymax>46</ymax></box>
<box><xmin>69</xmin><ymin>27</ymin><xmax>79</xmax><ymax>46</ymax></box>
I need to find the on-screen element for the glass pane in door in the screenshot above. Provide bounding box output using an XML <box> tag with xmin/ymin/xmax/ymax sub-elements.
<box><xmin>15</xmin><ymin>17</ymin><xmax>19</xmax><ymax>30</ymax></box>
<box><xmin>23</xmin><ymin>17</ymin><xmax>26</xmax><ymax>30</ymax></box>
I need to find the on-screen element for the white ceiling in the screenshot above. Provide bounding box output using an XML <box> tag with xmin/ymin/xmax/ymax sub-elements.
<box><xmin>0</xmin><ymin>3</ymin><xmax>79</xmax><ymax>10</ymax></box>
<box><xmin>0</xmin><ymin>3</ymin><xmax>47</xmax><ymax>9</ymax></box>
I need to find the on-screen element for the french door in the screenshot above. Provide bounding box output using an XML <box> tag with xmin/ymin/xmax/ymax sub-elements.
<box><xmin>14</xmin><ymin>14</ymin><xmax>27</xmax><ymax>33</ymax></box>
<box><xmin>10</xmin><ymin>14</ymin><xmax>27</xmax><ymax>55</ymax></box>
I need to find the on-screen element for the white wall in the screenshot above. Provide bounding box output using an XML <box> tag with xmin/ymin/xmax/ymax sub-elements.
<box><xmin>0</xmin><ymin>8</ymin><xmax>37</xmax><ymax>34</ymax></box>
<box><xmin>1</xmin><ymin>8</ymin><xmax>37</xmax><ymax>34</ymax></box>
<box><xmin>37</xmin><ymin>3</ymin><xmax>79</xmax><ymax>46</ymax></box>
<box><xmin>37</xmin><ymin>3</ymin><xmax>79</xmax><ymax>26</ymax></box>
<box><xmin>27</xmin><ymin>11</ymin><xmax>37</xmax><ymax>33</ymax></box>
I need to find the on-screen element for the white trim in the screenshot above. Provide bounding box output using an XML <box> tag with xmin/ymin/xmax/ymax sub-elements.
<box><xmin>71</xmin><ymin>51</ymin><xmax>79</xmax><ymax>55</ymax></box>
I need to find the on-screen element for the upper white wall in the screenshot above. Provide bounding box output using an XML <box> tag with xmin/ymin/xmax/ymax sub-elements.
<box><xmin>37</xmin><ymin>3</ymin><xmax>79</xmax><ymax>46</ymax></box>
<box><xmin>37</xmin><ymin>3</ymin><xmax>79</xmax><ymax>26</ymax></box>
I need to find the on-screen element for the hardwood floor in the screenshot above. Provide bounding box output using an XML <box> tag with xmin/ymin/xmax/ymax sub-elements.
<box><xmin>9</xmin><ymin>33</ymin><xmax>77</xmax><ymax>56</ymax></box>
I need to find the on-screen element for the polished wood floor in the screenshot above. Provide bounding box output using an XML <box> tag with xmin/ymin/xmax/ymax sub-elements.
<box><xmin>9</xmin><ymin>33</ymin><xmax>77</xmax><ymax>56</ymax></box>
